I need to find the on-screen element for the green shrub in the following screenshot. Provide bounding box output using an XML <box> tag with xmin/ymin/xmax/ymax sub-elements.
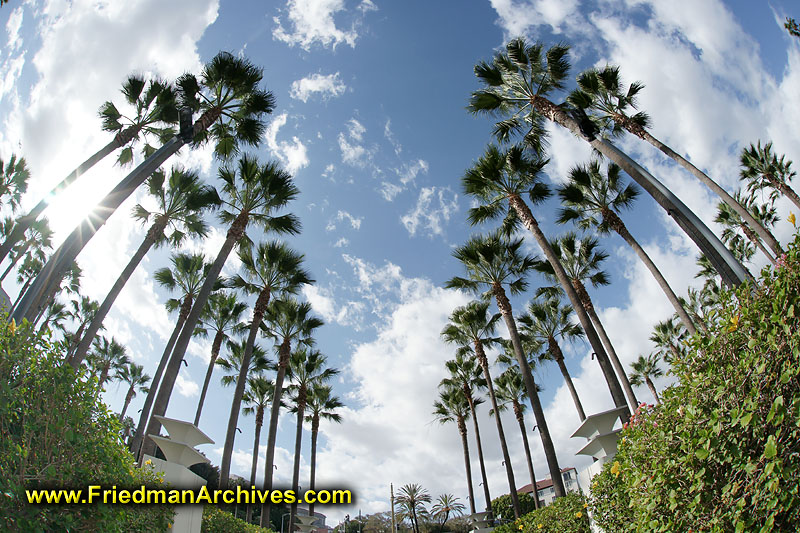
<box><xmin>590</xmin><ymin>233</ymin><xmax>800</xmax><ymax>531</ymax></box>
<box><xmin>494</xmin><ymin>492</ymin><xmax>589</xmax><ymax>533</ymax></box>
<box><xmin>0</xmin><ymin>317</ymin><xmax>174</xmax><ymax>531</ymax></box>
<box><xmin>587</xmin><ymin>459</ymin><xmax>634</xmax><ymax>532</ymax></box>
<box><xmin>491</xmin><ymin>491</ymin><xmax>537</xmax><ymax>522</ymax></box>
<box><xmin>202</xmin><ymin>504</ymin><xmax>275</xmax><ymax>532</ymax></box>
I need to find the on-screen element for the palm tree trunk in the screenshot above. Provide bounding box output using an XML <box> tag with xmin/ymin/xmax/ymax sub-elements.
<box><xmin>220</xmin><ymin>288</ymin><xmax>271</xmax><ymax>488</ymax></box>
<box><xmin>508</xmin><ymin>194</ymin><xmax>630</xmax><ymax>417</ymax></box>
<box><xmin>475</xmin><ymin>344</ymin><xmax>520</xmax><ymax>518</ymax></box>
<box><xmin>194</xmin><ymin>330</ymin><xmax>226</xmax><ymax>426</ymax></box>
<box><xmin>0</xmin><ymin>240</ymin><xmax>31</xmax><ymax>282</ymax></box>
<box><xmin>97</xmin><ymin>364</ymin><xmax>111</xmax><ymax>393</ymax></box>
<box><xmin>645</xmin><ymin>377</ymin><xmax>660</xmax><ymax>405</ymax></box>
<box><xmin>603</xmin><ymin>208</ymin><xmax>698</xmax><ymax>336</ymax></box>
<box><xmin>513</xmin><ymin>402</ymin><xmax>541</xmax><ymax>510</ymax></box>
<box><xmin>120</xmin><ymin>386</ymin><xmax>135</xmax><ymax>420</ymax></box>
<box><xmin>624</xmin><ymin>121</ymin><xmax>784</xmax><ymax>257</ymax></box>
<box><xmin>66</xmin><ymin>321</ymin><xmax>88</xmax><ymax>363</ymax></box>
<box><xmin>491</xmin><ymin>283</ymin><xmax>566</xmax><ymax>499</ymax></box>
<box><xmin>741</xmin><ymin>224</ymin><xmax>776</xmax><ymax>265</ymax></box>
<box><xmin>308</xmin><ymin>417</ymin><xmax>320</xmax><ymax>519</ymax></box>
<box><xmin>457</xmin><ymin>416</ymin><xmax>476</xmax><ymax>515</ymax></box>
<box><xmin>143</xmin><ymin>210</ymin><xmax>249</xmax><ymax>460</ymax></box>
<box><xmin>531</xmin><ymin>95</ymin><xmax>750</xmax><ymax>288</ymax></box>
<box><xmin>129</xmin><ymin>296</ymin><xmax>191</xmax><ymax>460</ymax></box>
<box><xmin>288</xmin><ymin>392</ymin><xmax>307</xmax><ymax>533</ymax></box>
<box><xmin>548</xmin><ymin>338</ymin><xmax>586</xmax><ymax>421</ymax></box>
<box><xmin>71</xmin><ymin>218</ymin><xmax>167</xmax><ymax>369</ymax></box>
<box><xmin>10</xmin><ymin>276</ymin><xmax>33</xmax><ymax>313</ymax></box>
<box><xmin>246</xmin><ymin>410</ymin><xmax>264</xmax><ymax>524</ymax></box>
<box><xmin>764</xmin><ymin>174</ymin><xmax>800</xmax><ymax>211</ymax></box>
<box><xmin>465</xmin><ymin>390</ymin><xmax>492</xmax><ymax>516</ymax></box>
<box><xmin>260</xmin><ymin>337</ymin><xmax>292</xmax><ymax>528</ymax></box>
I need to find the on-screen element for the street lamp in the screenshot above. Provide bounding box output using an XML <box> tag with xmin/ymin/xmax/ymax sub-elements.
<box><xmin>281</xmin><ymin>512</ymin><xmax>292</xmax><ymax>533</ymax></box>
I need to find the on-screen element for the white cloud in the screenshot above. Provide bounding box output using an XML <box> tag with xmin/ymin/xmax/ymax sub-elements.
<box><xmin>338</xmin><ymin>118</ymin><xmax>370</xmax><ymax>167</ymax></box>
<box><xmin>5</xmin><ymin>6</ymin><xmax>23</xmax><ymax>52</ymax></box>
<box><xmin>489</xmin><ymin>0</ymin><xmax>580</xmax><ymax>37</ymax></box>
<box><xmin>264</xmin><ymin>113</ymin><xmax>310</xmax><ymax>175</ymax></box>
<box><xmin>289</xmin><ymin>72</ymin><xmax>347</xmax><ymax>102</ymax></box>
<box><xmin>273</xmin><ymin>0</ymin><xmax>374</xmax><ymax>50</ymax></box>
<box><xmin>401</xmin><ymin>186</ymin><xmax>459</xmax><ymax>237</ymax></box>
<box><xmin>325</xmin><ymin>209</ymin><xmax>362</xmax><ymax>231</ymax></box>
<box><xmin>176</xmin><ymin>374</ymin><xmax>200</xmax><ymax>398</ymax></box>
<box><xmin>333</xmin><ymin>237</ymin><xmax>349</xmax><ymax>247</ymax></box>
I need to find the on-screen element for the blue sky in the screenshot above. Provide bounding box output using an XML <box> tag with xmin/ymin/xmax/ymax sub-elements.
<box><xmin>1</xmin><ymin>0</ymin><xmax>799</xmax><ymax>524</ymax></box>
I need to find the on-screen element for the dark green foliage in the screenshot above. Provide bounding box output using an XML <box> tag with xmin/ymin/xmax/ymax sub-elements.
<box><xmin>493</xmin><ymin>493</ymin><xmax>589</xmax><ymax>533</ymax></box>
<box><xmin>0</xmin><ymin>316</ymin><xmax>173</xmax><ymax>531</ymax></box>
<box><xmin>491</xmin><ymin>492</ymin><xmax>537</xmax><ymax>523</ymax></box>
<box><xmin>202</xmin><ymin>505</ymin><xmax>274</xmax><ymax>532</ymax></box>
<box><xmin>589</xmin><ymin>232</ymin><xmax>800</xmax><ymax>531</ymax></box>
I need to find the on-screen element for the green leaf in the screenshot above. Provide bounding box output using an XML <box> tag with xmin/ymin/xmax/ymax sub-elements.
<box><xmin>764</xmin><ymin>435</ymin><xmax>778</xmax><ymax>459</ymax></box>
<box><xmin>695</xmin><ymin>449</ymin><xmax>709</xmax><ymax>460</ymax></box>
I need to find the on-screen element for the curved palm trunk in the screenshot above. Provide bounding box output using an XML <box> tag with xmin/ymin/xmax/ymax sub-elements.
<box><xmin>764</xmin><ymin>174</ymin><xmax>800</xmax><ymax>211</ymax></box>
<box><xmin>531</xmin><ymin>95</ymin><xmax>750</xmax><ymax>288</ymax></box>
<box><xmin>645</xmin><ymin>377</ymin><xmax>660</xmax><ymax>405</ymax></box>
<box><xmin>621</xmin><ymin>120</ymin><xmax>784</xmax><ymax>257</ymax></box>
<box><xmin>475</xmin><ymin>344</ymin><xmax>520</xmax><ymax>518</ymax></box>
<box><xmin>66</xmin><ymin>321</ymin><xmax>90</xmax><ymax>362</ymax></box>
<box><xmin>508</xmin><ymin>195</ymin><xmax>629</xmax><ymax>417</ymax></box>
<box><xmin>547</xmin><ymin>338</ymin><xmax>586</xmax><ymax>421</ymax></box>
<box><xmin>97</xmin><ymin>364</ymin><xmax>111</xmax><ymax>392</ymax></box>
<box><xmin>288</xmin><ymin>389</ymin><xmax>307</xmax><ymax>533</ymax></box>
<box><xmin>603</xmin><ymin>208</ymin><xmax>698</xmax><ymax>336</ymax></box>
<box><xmin>71</xmin><ymin>218</ymin><xmax>167</xmax><ymax>369</ymax></box>
<box><xmin>456</xmin><ymin>415</ymin><xmax>477</xmax><ymax>515</ymax></box>
<box><xmin>194</xmin><ymin>330</ymin><xmax>226</xmax><ymax>426</ymax></box>
<box><xmin>10</xmin><ymin>276</ymin><xmax>33</xmax><ymax>313</ymax></box>
<box><xmin>465</xmin><ymin>389</ymin><xmax>492</xmax><ymax>516</ymax></box>
<box><xmin>246</xmin><ymin>408</ymin><xmax>264</xmax><ymax>524</ymax></box>
<box><xmin>512</xmin><ymin>400</ymin><xmax>541</xmax><ymax>510</ymax></box>
<box><xmin>142</xmin><ymin>209</ymin><xmax>247</xmax><ymax>460</ymax></box>
<box><xmin>260</xmin><ymin>337</ymin><xmax>292</xmax><ymax>528</ymax></box>
<box><xmin>741</xmin><ymin>224</ymin><xmax>776</xmax><ymax>265</ymax></box>
<box><xmin>220</xmin><ymin>288</ymin><xmax>271</xmax><ymax>488</ymax></box>
<box><xmin>129</xmin><ymin>296</ymin><xmax>191</xmax><ymax>459</ymax></box>
<box><xmin>492</xmin><ymin>283</ymin><xmax>566</xmax><ymax>498</ymax></box>
<box><xmin>120</xmin><ymin>385</ymin><xmax>135</xmax><ymax>420</ymax></box>
<box><xmin>308</xmin><ymin>416</ymin><xmax>321</xmax><ymax>519</ymax></box>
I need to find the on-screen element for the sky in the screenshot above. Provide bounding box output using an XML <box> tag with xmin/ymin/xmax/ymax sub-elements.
<box><xmin>1</xmin><ymin>0</ymin><xmax>799</xmax><ymax>526</ymax></box>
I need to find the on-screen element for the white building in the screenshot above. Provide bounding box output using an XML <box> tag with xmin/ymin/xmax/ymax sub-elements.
<box><xmin>518</xmin><ymin>467</ymin><xmax>582</xmax><ymax>507</ymax></box>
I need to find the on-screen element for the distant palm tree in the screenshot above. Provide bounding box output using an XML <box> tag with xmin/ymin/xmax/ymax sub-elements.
<box><xmin>216</xmin><ymin>338</ymin><xmax>271</xmax><ymax>387</ymax></box>
<box><xmin>396</xmin><ymin>484</ymin><xmax>432</xmax><ymax>533</ymax></box>
<box><xmin>9</xmin><ymin>255</ymin><xmax>43</xmax><ymax>313</ymax></box>
<box><xmin>649</xmin><ymin>318</ymin><xmax>685</xmax><ymax>365</ymax></box>
<box><xmin>88</xmin><ymin>336</ymin><xmax>129</xmax><ymax>391</ymax></box>
<box><xmin>37</xmin><ymin>299</ymin><xmax>72</xmax><ymax>337</ymax></box>
<box><xmin>242</xmin><ymin>375</ymin><xmax>274</xmax><ymax>523</ymax></box>
<box><xmin>64</xmin><ymin>296</ymin><xmax>101</xmax><ymax>361</ymax></box>
<box><xmin>442</xmin><ymin>300</ymin><xmax>521</xmax><ymax>518</ymax></box>
<box><xmin>740</xmin><ymin>141</ymin><xmax>800</xmax><ymax>211</ymax></box>
<box><xmin>433</xmin><ymin>386</ymin><xmax>476</xmax><ymax>515</ymax></box>
<box><xmin>629</xmin><ymin>353</ymin><xmax>664</xmax><ymax>404</ymax></box>
<box><xmin>0</xmin><ymin>218</ymin><xmax>52</xmax><ymax>284</ymax></box>
<box><xmin>305</xmin><ymin>384</ymin><xmax>343</xmax><ymax>519</ymax></box>
<box><xmin>0</xmin><ymin>154</ymin><xmax>29</xmax><ymax>214</ymax></box>
<box><xmin>116</xmin><ymin>363</ymin><xmax>150</xmax><ymax>420</ymax></box>
<box><xmin>715</xmin><ymin>190</ymin><xmax>780</xmax><ymax>265</ymax></box>
<box><xmin>431</xmin><ymin>494</ymin><xmax>465</xmax><ymax>533</ymax></box>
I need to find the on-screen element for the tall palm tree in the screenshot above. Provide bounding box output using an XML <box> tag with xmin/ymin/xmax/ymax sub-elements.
<box><xmin>143</xmin><ymin>155</ymin><xmax>299</xmax><ymax>461</ymax></box>
<box><xmin>64</xmin><ymin>296</ymin><xmax>101</xmax><ymax>361</ymax></box>
<box><xmin>740</xmin><ymin>141</ymin><xmax>800</xmax><ymax>211</ymax></box>
<box><xmin>432</xmin><ymin>386</ymin><xmax>476</xmax><ymax>515</ymax></box>
<box><xmin>715</xmin><ymin>189</ymin><xmax>780</xmax><ymax>265</ymax></box>
<box><xmin>396</xmin><ymin>484</ymin><xmax>431</xmax><ymax>533</ymax></box>
<box><xmin>518</xmin><ymin>296</ymin><xmax>586</xmax><ymax>421</ymax></box>
<box><xmin>446</xmin><ymin>231</ymin><xmax>566</xmax><ymax>497</ymax></box>
<box><xmin>37</xmin><ymin>299</ymin><xmax>72</xmax><ymax>337</ymax></box>
<box><xmin>129</xmin><ymin>252</ymin><xmax>211</xmax><ymax>459</ymax></box>
<box><xmin>219</xmin><ymin>241</ymin><xmax>313</xmax><ymax>487</ymax></box>
<box><xmin>259</xmin><ymin>298</ymin><xmax>323</xmax><ymax>527</ymax></box>
<box><xmin>88</xmin><ymin>336</ymin><xmax>129</xmax><ymax>391</ymax></box>
<box><xmin>440</xmin><ymin>353</ymin><xmax>491</xmax><ymax>515</ymax></box>
<box><xmin>33</xmin><ymin>261</ymin><xmax>82</xmax><ymax>327</ymax></box>
<box><xmin>569</xmin><ymin>65</ymin><xmax>783</xmax><ymax>257</ymax></box>
<box><xmin>9</xmin><ymin>255</ymin><xmax>43</xmax><ymax>313</ymax></box>
<box><xmin>0</xmin><ymin>76</ymin><xmax>177</xmax><ymax>264</ymax></box>
<box><xmin>629</xmin><ymin>353</ymin><xmax>664</xmax><ymax>404</ymax></box>
<box><xmin>194</xmin><ymin>292</ymin><xmax>249</xmax><ymax>426</ymax></box>
<box><xmin>305</xmin><ymin>384</ymin><xmax>343</xmax><ymax>520</ymax></box>
<box><xmin>0</xmin><ymin>218</ymin><xmax>53</xmax><ymax>283</ymax></box>
<box><xmin>116</xmin><ymin>362</ymin><xmax>150</xmax><ymax>420</ymax></box>
<box><xmin>431</xmin><ymin>494</ymin><xmax>465</xmax><ymax>533</ymax></box>
<box><xmin>441</xmin><ymin>300</ymin><xmax>521</xmax><ymax>518</ymax></box>
<box><xmin>462</xmin><ymin>144</ymin><xmax>629</xmax><ymax>417</ymax></box>
<box><xmin>71</xmin><ymin>166</ymin><xmax>217</xmax><ymax>367</ymax></box>
<box><xmin>492</xmin><ymin>367</ymin><xmax>541</xmax><ymax>510</ymax></box>
<box><xmin>558</xmin><ymin>160</ymin><xmax>698</xmax><ymax>336</ymax></box>
<box><xmin>13</xmin><ymin>51</ymin><xmax>276</xmax><ymax>323</ymax></box>
<box><xmin>216</xmin><ymin>338</ymin><xmax>271</xmax><ymax>388</ymax></box>
<box><xmin>0</xmin><ymin>154</ymin><xmax>29</xmax><ymax>214</ymax></box>
<box><xmin>286</xmin><ymin>349</ymin><xmax>338</xmax><ymax>530</ymax></box>
<box><xmin>242</xmin><ymin>375</ymin><xmax>275</xmax><ymax>524</ymax></box>
<box><xmin>649</xmin><ymin>318</ymin><xmax>685</xmax><ymax>365</ymax></box>
<box><xmin>468</xmin><ymin>38</ymin><xmax>748</xmax><ymax>287</ymax></box>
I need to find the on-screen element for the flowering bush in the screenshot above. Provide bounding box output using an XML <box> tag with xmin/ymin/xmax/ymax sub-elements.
<box><xmin>493</xmin><ymin>492</ymin><xmax>589</xmax><ymax>533</ymax></box>
<box><xmin>202</xmin><ymin>505</ymin><xmax>274</xmax><ymax>532</ymax></box>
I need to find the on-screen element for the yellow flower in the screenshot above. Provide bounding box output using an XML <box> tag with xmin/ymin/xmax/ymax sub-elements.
<box><xmin>789</xmin><ymin>212</ymin><xmax>796</xmax><ymax>226</ymax></box>
<box><xmin>728</xmin><ymin>315</ymin><xmax>739</xmax><ymax>332</ymax></box>
<box><xmin>611</xmin><ymin>461</ymin><xmax>621</xmax><ymax>477</ymax></box>
<box><xmin>537</xmin><ymin>525</ymin><xmax>543</xmax><ymax>530</ymax></box>
<box><xmin>144</xmin><ymin>459</ymin><xmax>152</xmax><ymax>466</ymax></box>
<box><xmin>575</xmin><ymin>512</ymin><xmax>583</xmax><ymax>518</ymax></box>
<box><xmin>583</xmin><ymin>503</ymin><xmax>588</xmax><ymax>508</ymax></box>
<box><xmin>8</xmin><ymin>319</ymin><xmax>16</xmax><ymax>336</ymax></box>
<box><xmin>518</xmin><ymin>526</ymin><xmax>523</xmax><ymax>530</ymax></box>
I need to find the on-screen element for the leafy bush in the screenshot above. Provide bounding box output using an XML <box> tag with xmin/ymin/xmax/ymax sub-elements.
<box><xmin>202</xmin><ymin>504</ymin><xmax>274</xmax><ymax>532</ymax></box>
<box><xmin>491</xmin><ymin>491</ymin><xmax>537</xmax><ymax>522</ymax></box>
<box><xmin>0</xmin><ymin>317</ymin><xmax>174</xmax><ymax>531</ymax></box>
<box><xmin>494</xmin><ymin>492</ymin><xmax>589</xmax><ymax>533</ymax></box>
<box><xmin>590</xmin><ymin>233</ymin><xmax>800</xmax><ymax>531</ymax></box>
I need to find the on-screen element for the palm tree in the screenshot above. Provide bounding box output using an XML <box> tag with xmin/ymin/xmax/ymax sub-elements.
<box><xmin>558</xmin><ymin>160</ymin><xmax>698</xmax><ymax>336</ymax></box>
<box><xmin>88</xmin><ymin>336</ymin><xmax>129</xmax><ymax>391</ymax></box>
<box><xmin>129</xmin><ymin>252</ymin><xmax>211</xmax><ymax>459</ymax></box>
<box><xmin>216</xmin><ymin>338</ymin><xmax>271</xmax><ymax>387</ymax></box>
<box><xmin>219</xmin><ymin>241</ymin><xmax>313</xmax><ymax>488</ymax></box>
<box><xmin>569</xmin><ymin>65</ymin><xmax>783</xmax><ymax>257</ymax></box>
<box><xmin>432</xmin><ymin>386</ymin><xmax>476</xmax><ymax>515</ymax></box>
<box><xmin>286</xmin><ymin>349</ymin><xmax>338</xmax><ymax>530</ymax></box>
<box><xmin>650</xmin><ymin>318</ymin><xmax>685</xmax><ymax>365</ymax></box>
<box><xmin>446</xmin><ymin>231</ymin><xmax>567</xmax><ymax>498</ymax></box>
<box><xmin>518</xmin><ymin>296</ymin><xmax>586</xmax><ymax>421</ymax></box>
<box><xmin>64</xmin><ymin>296</ymin><xmax>101</xmax><ymax>361</ymax></box>
<box><xmin>441</xmin><ymin>300</ymin><xmax>521</xmax><ymax>518</ymax></box>
<box><xmin>37</xmin><ymin>299</ymin><xmax>72</xmax><ymax>337</ymax></box>
<box><xmin>70</xmin><ymin>166</ymin><xmax>217</xmax><ymax>367</ymax></box>
<box><xmin>33</xmin><ymin>261</ymin><xmax>82</xmax><ymax>327</ymax></box>
<box><xmin>143</xmin><ymin>155</ymin><xmax>299</xmax><ymax>462</ymax></box>
<box><xmin>396</xmin><ymin>484</ymin><xmax>431</xmax><ymax>533</ymax></box>
<box><xmin>462</xmin><ymin>144</ymin><xmax>629</xmax><ymax>418</ymax></box>
<box><xmin>305</xmin><ymin>384</ymin><xmax>343</xmax><ymax>520</ymax></box>
<box><xmin>116</xmin><ymin>363</ymin><xmax>150</xmax><ymax>420</ymax></box>
<box><xmin>242</xmin><ymin>375</ymin><xmax>275</xmax><ymax>523</ymax></box>
<box><xmin>629</xmin><ymin>353</ymin><xmax>664</xmax><ymax>404</ymax></box>
<box><xmin>0</xmin><ymin>154</ymin><xmax>29</xmax><ymax>214</ymax></box>
<box><xmin>468</xmin><ymin>38</ymin><xmax>748</xmax><ymax>287</ymax></box>
<box><xmin>492</xmin><ymin>367</ymin><xmax>541</xmax><ymax>510</ymax></box>
<box><xmin>431</xmin><ymin>494</ymin><xmax>465</xmax><ymax>533</ymax></box>
<box><xmin>440</xmin><ymin>353</ymin><xmax>491</xmax><ymax>515</ymax></box>
<box><xmin>12</xmin><ymin>51</ymin><xmax>276</xmax><ymax>323</ymax></box>
<box><xmin>9</xmin><ymin>255</ymin><xmax>42</xmax><ymax>313</ymax></box>
<box><xmin>194</xmin><ymin>292</ymin><xmax>249</xmax><ymax>426</ymax></box>
<box><xmin>258</xmin><ymin>298</ymin><xmax>323</xmax><ymax>528</ymax></box>
<box><xmin>534</xmin><ymin>232</ymin><xmax>638</xmax><ymax>411</ymax></box>
<box><xmin>0</xmin><ymin>218</ymin><xmax>53</xmax><ymax>283</ymax></box>
<box><xmin>715</xmin><ymin>190</ymin><xmax>780</xmax><ymax>265</ymax></box>
<box><xmin>740</xmin><ymin>141</ymin><xmax>800</xmax><ymax>211</ymax></box>
<box><xmin>0</xmin><ymin>76</ymin><xmax>177</xmax><ymax>264</ymax></box>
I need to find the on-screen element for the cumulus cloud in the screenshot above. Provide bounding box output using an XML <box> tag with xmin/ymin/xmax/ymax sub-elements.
<box><xmin>265</xmin><ymin>113</ymin><xmax>310</xmax><ymax>175</ymax></box>
<box><xmin>325</xmin><ymin>210</ymin><xmax>362</xmax><ymax>232</ymax></box>
<box><xmin>401</xmin><ymin>186</ymin><xmax>459</xmax><ymax>237</ymax></box>
<box><xmin>273</xmin><ymin>0</ymin><xmax>376</xmax><ymax>50</ymax></box>
<box><xmin>289</xmin><ymin>72</ymin><xmax>347</xmax><ymax>102</ymax></box>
